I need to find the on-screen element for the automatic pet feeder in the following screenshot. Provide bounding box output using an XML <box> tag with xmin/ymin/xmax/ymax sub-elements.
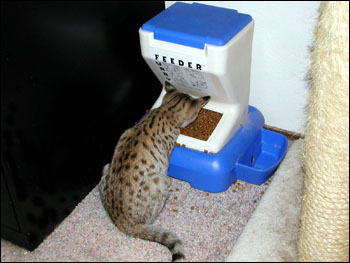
<box><xmin>139</xmin><ymin>2</ymin><xmax>288</xmax><ymax>193</ymax></box>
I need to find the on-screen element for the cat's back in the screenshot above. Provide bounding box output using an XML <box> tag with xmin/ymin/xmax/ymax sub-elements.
<box><xmin>108</xmin><ymin>106</ymin><xmax>174</xmax><ymax>186</ymax></box>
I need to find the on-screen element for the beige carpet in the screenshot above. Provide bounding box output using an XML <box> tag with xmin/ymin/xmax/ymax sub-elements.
<box><xmin>226</xmin><ymin>139</ymin><xmax>304</xmax><ymax>262</ymax></box>
<box><xmin>1</xmin><ymin>139</ymin><xmax>303</xmax><ymax>262</ymax></box>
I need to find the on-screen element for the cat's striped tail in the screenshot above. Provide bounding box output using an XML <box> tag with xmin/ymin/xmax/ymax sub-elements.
<box><xmin>129</xmin><ymin>223</ymin><xmax>185</xmax><ymax>262</ymax></box>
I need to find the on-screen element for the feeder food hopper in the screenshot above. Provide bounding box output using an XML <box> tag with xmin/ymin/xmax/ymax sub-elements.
<box><xmin>139</xmin><ymin>2</ymin><xmax>288</xmax><ymax>193</ymax></box>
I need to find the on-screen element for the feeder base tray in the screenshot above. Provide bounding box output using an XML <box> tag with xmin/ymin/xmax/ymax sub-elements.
<box><xmin>168</xmin><ymin>106</ymin><xmax>288</xmax><ymax>193</ymax></box>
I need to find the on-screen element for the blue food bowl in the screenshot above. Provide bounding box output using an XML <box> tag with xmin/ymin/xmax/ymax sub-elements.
<box><xmin>168</xmin><ymin>105</ymin><xmax>288</xmax><ymax>193</ymax></box>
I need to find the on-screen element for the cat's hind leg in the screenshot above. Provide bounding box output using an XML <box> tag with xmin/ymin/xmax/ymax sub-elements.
<box><xmin>102</xmin><ymin>163</ymin><xmax>110</xmax><ymax>177</ymax></box>
<box><xmin>143</xmin><ymin>174</ymin><xmax>171</xmax><ymax>224</ymax></box>
<box><xmin>98</xmin><ymin>163</ymin><xmax>110</xmax><ymax>203</ymax></box>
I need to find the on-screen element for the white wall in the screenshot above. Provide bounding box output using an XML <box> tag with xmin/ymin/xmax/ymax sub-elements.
<box><xmin>165</xmin><ymin>1</ymin><xmax>320</xmax><ymax>134</ymax></box>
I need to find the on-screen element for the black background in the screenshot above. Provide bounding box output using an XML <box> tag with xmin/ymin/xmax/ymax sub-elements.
<box><xmin>1</xmin><ymin>1</ymin><xmax>163</xmax><ymax>250</ymax></box>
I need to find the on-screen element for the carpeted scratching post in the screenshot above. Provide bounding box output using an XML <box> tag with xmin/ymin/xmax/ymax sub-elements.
<box><xmin>298</xmin><ymin>1</ymin><xmax>349</xmax><ymax>262</ymax></box>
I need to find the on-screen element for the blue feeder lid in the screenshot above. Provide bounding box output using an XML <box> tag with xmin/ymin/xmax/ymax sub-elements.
<box><xmin>141</xmin><ymin>2</ymin><xmax>252</xmax><ymax>49</ymax></box>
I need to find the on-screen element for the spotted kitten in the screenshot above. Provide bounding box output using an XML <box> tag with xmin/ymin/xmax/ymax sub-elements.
<box><xmin>99</xmin><ymin>82</ymin><xmax>210</xmax><ymax>261</ymax></box>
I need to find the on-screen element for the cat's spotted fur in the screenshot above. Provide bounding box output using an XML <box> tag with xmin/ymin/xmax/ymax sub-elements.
<box><xmin>99</xmin><ymin>82</ymin><xmax>210</xmax><ymax>261</ymax></box>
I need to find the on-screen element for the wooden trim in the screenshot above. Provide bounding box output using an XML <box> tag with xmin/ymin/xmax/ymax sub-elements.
<box><xmin>263</xmin><ymin>124</ymin><xmax>305</xmax><ymax>140</ymax></box>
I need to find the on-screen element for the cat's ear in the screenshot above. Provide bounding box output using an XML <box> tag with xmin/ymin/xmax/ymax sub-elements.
<box><xmin>194</xmin><ymin>96</ymin><xmax>210</xmax><ymax>108</ymax></box>
<box><xmin>164</xmin><ymin>81</ymin><xmax>176</xmax><ymax>93</ymax></box>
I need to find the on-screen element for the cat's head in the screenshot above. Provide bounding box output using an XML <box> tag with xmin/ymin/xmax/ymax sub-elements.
<box><xmin>162</xmin><ymin>82</ymin><xmax>210</xmax><ymax>128</ymax></box>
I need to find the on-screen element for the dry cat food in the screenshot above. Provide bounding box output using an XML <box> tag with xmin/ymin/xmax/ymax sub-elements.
<box><xmin>180</xmin><ymin>108</ymin><xmax>223</xmax><ymax>141</ymax></box>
